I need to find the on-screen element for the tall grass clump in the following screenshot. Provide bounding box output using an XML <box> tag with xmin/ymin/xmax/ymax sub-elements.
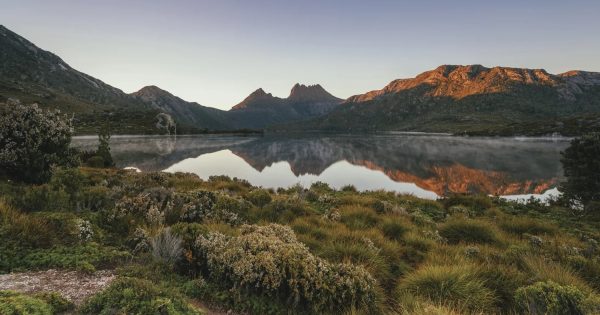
<box><xmin>397</xmin><ymin>264</ymin><xmax>496</xmax><ymax>313</ymax></box>
<box><xmin>439</xmin><ymin>219</ymin><xmax>499</xmax><ymax>245</ymax></box>
<box><xmin>150</xmin><ymin>227</ymin><xmax>183</xmax><ymax>265</ymax></box>
<box><xmin>498</xmin><ymin>215</ymin><xmax>558</xmax><ymax>236</ymax></box>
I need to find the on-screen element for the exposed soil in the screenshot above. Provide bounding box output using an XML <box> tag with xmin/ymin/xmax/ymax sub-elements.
<box><xmin>0</xmin><ymin>269</ymin><xmax>115</xmax><ymax>305</ymax></box>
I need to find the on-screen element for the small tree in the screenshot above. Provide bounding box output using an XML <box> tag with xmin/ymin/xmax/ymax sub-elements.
<box><xmin>0</xmin><ymin>104</ymin><xmax>77</xmax><ymax>183</ymax></box>
<box><xmin>97</xmin><ymin>123</ymin><xmax>114</xmax><ymax>167</ymax></box>
<box><xmin>560</xmin><ymin>133</ymin><xmax>600</xmax><ymax>214</ymax></box>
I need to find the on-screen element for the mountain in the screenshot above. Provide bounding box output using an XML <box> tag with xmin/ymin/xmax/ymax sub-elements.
<box><xmin>228</xmin><ymin>84</ymin><xmax>342</xmax><ymax>129</ymax></box>
<box><xmin>286</xmin><ymin>65</ymin><xmax>600</xmax><ymax>135</ymax></box>
<box><xmin>0</xmin><ymin>24</ymin><xmax>341</xmax><ymax>133</ymax></box>
<box><xmin>130</xmin><ymin>86</ymin><xmax>230</xmax><ymax>131</ymax></box>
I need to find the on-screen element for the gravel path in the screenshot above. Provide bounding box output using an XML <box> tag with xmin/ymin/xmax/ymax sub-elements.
<box><xmin>0</xmin><ymin>269</ymin><xmax>115</xmax><ymax>305</ymax></box>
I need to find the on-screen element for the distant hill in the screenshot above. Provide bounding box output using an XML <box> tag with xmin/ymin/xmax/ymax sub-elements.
<box><xmin>281</xmin><ymin>65</ymin><xmax>600</xmax><ymax>135</ymax></box>
<box><xmin>130</xmin><ymin>86</ymin><xmax>231</xmax><ymax>132</ymax></box>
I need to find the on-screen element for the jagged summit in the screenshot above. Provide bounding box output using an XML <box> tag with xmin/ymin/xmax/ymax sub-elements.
<box><xmin>288</xmin><ymin>83</ymin><xmax>342</xmax><ymax>103</ymax></box>
<box><xmin>231</xmin><ymin>88</ymin><xmax>281</xmax><ymax>110</ymax></box>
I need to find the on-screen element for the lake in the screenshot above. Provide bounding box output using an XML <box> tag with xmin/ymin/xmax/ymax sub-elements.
<box><xmin>72</xmin><ymin>134</ymin><xmax>570</xmax><ymax>200</ymax></box>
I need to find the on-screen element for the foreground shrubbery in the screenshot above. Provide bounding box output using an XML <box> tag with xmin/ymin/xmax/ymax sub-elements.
<box><xmin>196</xmin><ymin>224</ymin><xmax>377</xmax><ymax>313</ymax></box>
<box><xmin>1</xmin><ymin>169</ymin><xmax>600</xmax><ymax>314</ymax></box>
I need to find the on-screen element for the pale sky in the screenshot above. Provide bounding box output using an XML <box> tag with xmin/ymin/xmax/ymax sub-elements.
<box><xmin>1</xmin><ymin>0</ymin><xmax>599</xmax><ymax>110</ymax></box>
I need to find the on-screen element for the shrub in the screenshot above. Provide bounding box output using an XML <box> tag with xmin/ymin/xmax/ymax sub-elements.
<box><xmin>0</xmin><ymin>291</ymin><xmax>52</xmax><ymax>315</ymax></box>
<box><xmin>80</xmin><ymin>277</ymin><xmax>200</xmax><ymax>314</ymax></box>
<box><xmin>0</xmin><ymin>104</ymin><xmax>78</xmax><ymax>183</ymax></box>
<box><xmin>515</xmin><ymin>281</ymin><xmax>587</xmax><ymax>315</ymax></box>
<box><xmin>175</xmin><ymin>190</ymin><xmax>216</xmax><ymax>223</ymax></box>
<box><xmin>195</xmin><ymin>224</ymin><xmax>377</xmax><ymax>313</ymax></box>
<box><xmin>341</xmin><ymin>184</ymin><xmax>357</xmax><ymax>192</ymax></box>
<box><xmin>397</xmin><ymin>264</ymin><xmax>496</xmax><ymax>312</ymax></box>
<box><xmin>246</xmin><ymin>189</ymin><xmax>272</xmax><ymax>207</ymax></box>
<box><xmin>34</xmin><ymin>292</ymin><xmax>74</xmax><ymax>314</ymax></box>
<box><xmin>442</xmin><ymin>194</ymin><xmax>493</xmax><ymax>214</ymax></box>
<box><xmin>150</xmin><ymin>227</ymin><xmax>183</xmax><ymax>265</ymax></box>
<box><xmin>560</xmin><ymin>133</ymin><xmax>600</xmax><ymax>213</ymax></box>
<box><xmin>0</xmin><ymin>202</ymin><xmax>55</xmax><ymax>248</ymax></box>
<box><xmin>439</xmin><ymin>219</ymin><xmax>499</xmax><ymax>245</ymax></box>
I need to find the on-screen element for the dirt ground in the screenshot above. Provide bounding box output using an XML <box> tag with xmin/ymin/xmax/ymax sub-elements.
<box><xmin>0</xmin><ymin>269</ymin><xmax>115</xmax><ymax>305</ymax></box>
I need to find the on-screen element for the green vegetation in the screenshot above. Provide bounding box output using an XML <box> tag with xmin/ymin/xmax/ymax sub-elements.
<box><xmin>1</xmin><ymin>109</ymin><xmax>600</xmax><ymax>314</ymax></box>
<box><xmin>0</xmin><ymin>104</ymin><xmax>78</xmax><ymax>183</ymax></box>
<box><xmin>0</xmin><ymin>291</ymin><xmax>73</xmax><ymax>315</ymax></box>
<box><xmin>1</xmin><ymin>169</ymin><xmax>600</xmax><ymax>314</ymax></box>
<box><xmin>560</xmin><ymin>132</ymin><xmax>600</xmax><ymax>214</ymax></box>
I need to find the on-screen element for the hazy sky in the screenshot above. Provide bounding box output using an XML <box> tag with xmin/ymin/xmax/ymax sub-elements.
<box><xmin>1</xmin><ymin>0</ymin><xmax>599</xmax><ymax>109</ymax></box>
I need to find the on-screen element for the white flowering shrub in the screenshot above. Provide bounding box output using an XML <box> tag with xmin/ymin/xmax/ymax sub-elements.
<box><xmin>76</xmin><ymin>219</ymin><xmax>94</xmax><ymax>242</ymax></box>
<box><xmin>129</xmin><ymin>227</ymin><xmax>151</xmax><ymax>254</ymax></box>
<box><xmin>113</xmin><ymin>188</ymin><xmax>173</xmax><ymax>226</ymax></box>
<box><xmin>0</xmin><ymin>103</ymin><xmax>77</xmax><ymax>183</ymax></box>
<box><xmin>177</xmin><ymin>191</ymin><xmax>216</xmax><ymax>222</ymax></box>
<box><xmin>195</xmin><ymin>224</ymin><xmax>377</xmax><ymax>312</ymax></box>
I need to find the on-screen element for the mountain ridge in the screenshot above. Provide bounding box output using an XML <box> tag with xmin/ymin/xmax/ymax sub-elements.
<box><xmin>282</xmin><ymin>64</ymin><xmax>600</xmax><ymax>135</ymax></box>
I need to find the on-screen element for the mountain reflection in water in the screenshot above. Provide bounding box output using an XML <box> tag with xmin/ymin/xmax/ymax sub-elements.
<box><xmin>72</xmin><ymin>134</ymin><xmax>569</xmax><ymax>199</ymax></box>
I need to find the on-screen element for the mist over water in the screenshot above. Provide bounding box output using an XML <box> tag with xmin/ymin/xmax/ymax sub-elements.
<box><xmin>72</xmin><ymin>134</ymin><xmax>569</xmax><ymax>199</ymax></box>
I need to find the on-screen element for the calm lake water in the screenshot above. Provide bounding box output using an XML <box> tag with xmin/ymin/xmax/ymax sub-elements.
<box><xmin>72</xmin><ymin>134</ymin><xmax>570</xmax><ymax>200</ymax></box>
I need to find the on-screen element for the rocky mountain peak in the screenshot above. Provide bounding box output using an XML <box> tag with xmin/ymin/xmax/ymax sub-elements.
<box><xmin>131</xmin><ymin>85</ymin><xmax>176</xmax><ymax>101</ymax></box>
<box><xmin>288</xmin><ymin>83</ymin><xmax>342</xmax><ymax>103</ymax></box>
<box><xmin>231</xmin><ymin>88</ymin><xmax>279</xmax><ymax>110</ymax></box>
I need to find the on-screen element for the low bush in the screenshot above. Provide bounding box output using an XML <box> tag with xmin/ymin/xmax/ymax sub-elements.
<box><xmin>0</xmin><ymin>291</ymin><xmax>52</xmax><ymax>315</ymax></box>
<box><xmin>515</xmin><ymin>281</ymin><xmax>592</xmax><ymax>315</ymax></box>
<box><xmin>439</xmin><ymin>219</ymin><xmax>499</xmax><ymax>245</ymax></box>
<box><xmin>195</xmin><ymin>224</ymin><xmax>378</xmax><ymax>313</ymax></box>
<box><xmin>80</xmin><ymin>277</ymin><xmax>200</xmax><ymax>314</ymax></box>
<box><xmin>246</xmin><ymin>188</ymin><xmax>272</xmax><ymax>207</ymax></box>
<box><xmin>442</xmin><ymin>194</ymin><xmax>493</xmax><ymax>214</ymax></box>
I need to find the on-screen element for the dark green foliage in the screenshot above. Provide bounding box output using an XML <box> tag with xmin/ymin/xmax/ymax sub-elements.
<box><xmin>439</xmin><ymin>220</ymin><xmax>499</xmax><ymax>244</ymax></box>
<box><xmin>0</xmin><ymin>243</ymin><xmax>130</xmax><ymax>273</ymax></box>
<box><xmin>80</xmin><ymin>277</ymin><xmax>200</xmax><ymax>315</ymax></box>
<box><xmin>85</xmin><ymin>124</ymin><xmax>115</xmax><ymax>168</ymax></box>
<box><xmin>0</xmin><ymin>104</ymin><xmax>79</xmax><ymax>183</ymax></box>
<box><xmin>381</xmin><ymin>219</ymin><xmax>409</xmax><ymax>241</ymax></box>
<box><xmin>0</xmin><ymin>291</ymin><xmax>52</xmax><ymax>315</ymax></box>
<box><xmin>442</xmin><ymin>194</ymin><xmax>493</xmax><ymax>215</ymax></box>
<box><xmin>246</xmin><ymin>188</ymin><xmax>272</xmax><ymax>207</ymax></box>
<box><xmin>515</xmin><ymin>281</ymin><xmax>588</xmax><ymax>315</ymax></box>
<box><xmin>560</xmin><ymin>133</ymin><xmax>600</xmax><ymax>213</ymax></box>
<box><xmin>34</xmin><ymin>292</ymin><xmax>74</xmax><ymax>314</ymax></box>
